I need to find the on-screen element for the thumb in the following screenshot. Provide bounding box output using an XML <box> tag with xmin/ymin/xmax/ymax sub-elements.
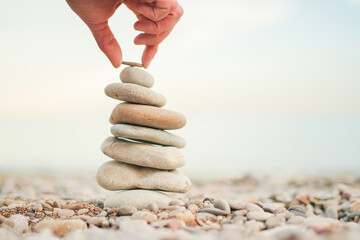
<box><xmin>86</xmin><ymin>22</ymin><xmax>122</xmax><ymax>68</ymax></box>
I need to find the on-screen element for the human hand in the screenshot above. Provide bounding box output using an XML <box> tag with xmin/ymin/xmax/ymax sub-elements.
<box><xmin>66</xmin><ymin>0</ymin><xmax>184</xmax><ymax>68</ymax></box>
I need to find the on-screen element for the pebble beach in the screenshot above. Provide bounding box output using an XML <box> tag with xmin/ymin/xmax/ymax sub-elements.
<box><xmin>1</xmin><ymin>172</ymin><xmax>360</xmax><ymax>240</ymax></box>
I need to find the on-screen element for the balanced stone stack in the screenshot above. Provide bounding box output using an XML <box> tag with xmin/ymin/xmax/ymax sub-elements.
<box><xmin>97</xmin><ymin>67</ymin><xmax>191</xmax><ymax>209</ymax></box>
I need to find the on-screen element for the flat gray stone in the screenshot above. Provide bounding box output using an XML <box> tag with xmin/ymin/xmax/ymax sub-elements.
<box><xmin>105</xmin><ymin>190</ymin><xmax>173</xmax><ymax>210</ymax></box>
<box><xmin>105</xmin><ymin>83</ymin><xmax>166</xmax><ymax>107</ymax></box>
<box><xmin>101</xmin><ymin>137</ymin><xmax>185</xmax><ymax>170</ymax></box>
<box><xmin>111</xmin><ymin>124</ymin><xmax>186</xmax><ymax>148</ymax></box>
<box><xmin>120</xmin><ymin>67</ymin><xmax>154</xmax><ymax>88</ymax></box>
<box><xmin>96</xmin><ymin>161</ymin><xmax>192</xmax><ymax>193</ymax></box>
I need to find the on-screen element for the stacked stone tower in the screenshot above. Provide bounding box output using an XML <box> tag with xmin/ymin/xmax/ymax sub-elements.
<box><xmin>96</xmin><ymin>66</ymin><xmax>191</xmax><ymax>209</ymax></box>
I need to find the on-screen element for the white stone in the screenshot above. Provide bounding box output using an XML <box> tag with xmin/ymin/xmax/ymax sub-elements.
<box><xmin>104</xmin><ymin>190</ymin><xmax>173</xmax><ymax>210</ymax></box>
<box><xmin>101</xmin><ymin>137</ymin><xmax>185</xmax><ymax>170</ymax></box>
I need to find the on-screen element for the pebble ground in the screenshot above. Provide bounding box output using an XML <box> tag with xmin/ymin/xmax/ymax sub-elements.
<box><xmin>1</xmin><ymin>172</ymin><xmax>360</xmax><ymax>239</ymax></box>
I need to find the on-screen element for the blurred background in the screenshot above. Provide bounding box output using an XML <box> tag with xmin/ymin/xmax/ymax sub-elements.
<box><xmin>0</xmin><ymin>0</ymin><xmax>359</xmax><ymax>178</ymax></box>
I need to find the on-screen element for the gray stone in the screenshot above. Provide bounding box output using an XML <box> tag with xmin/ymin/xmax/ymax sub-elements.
<box><xmin>111</xmin><ymin>124</ymin><xmax>186</xmax><ymax>148</ymax></box>
<box><xmin>213</xmin><ymin>199</ymin><xmax>231</xmax><ymax>213</ymax></box>
<box><xmin>117</xmin><ymin>206</ymin><xmax>137</xmax><ymax>215</ymax></box>
<box><xmin>263</xmin><ymin>203</ymin><xmax>277</xmax><ymax>213</ymax></box>
<box><xmin>97</xmin><ymin>161</ymin><xmax>191</xmax><ymax>193</ymax></box>
<box><xmin>198</xmin><ymin>207</ymin><xmax>230</xmax><ymax>215</ymax></box>
<box><xmin>120</xmin><ymin>67</ymin><xmax>154</xmax><ymax>88</ymax></box>
<box><xmin>287</xmin><ymin>216</ymin><xmax>306</xmax><ymax>225</ymax></box>
<box><xmin>245</xmin><ymin>202</ymin><xmax>264</xmax><ymax>212</ymax></box>
<box><xmin>104</xmin><ymin>190</ymin><xmax>173</xmax><ymax>209</ymax></box>
<box><xmin>105</xmin><ymin>83</ymin><xmax>166</xmax><ymax>107</ymax></box>
<box><xmin>228</xmin><ymin>200</ymin><xmax>245</xmax><ymax>210</ymax></box>
<box><xmin>246</xmin><ymin>211</ymin><xmax>274</xmax><ymax>221</ymax></box>
<box><xmin>288</xmin><ymin>205</ymin><xmax>305</xmax><ymax>214</ymax></box>
<box><xmin>101</xmin><ymin>137</ymin><xmax>185</xmax><ymax>170</ymax></box>
<box><xmin>325</xmin><ymin>206</ymin><xmax>339</xmax><ymax>219</ymax></box>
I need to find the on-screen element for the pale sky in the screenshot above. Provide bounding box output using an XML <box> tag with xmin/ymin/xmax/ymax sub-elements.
<box><xmin>0</xmin><ymin>0</ymin><xmax>359</xmax><ymax>174</ymax></box>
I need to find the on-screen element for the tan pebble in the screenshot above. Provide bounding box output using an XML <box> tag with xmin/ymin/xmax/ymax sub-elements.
<box><xmin>77</xmin><ymin>209</ymin><xmax>89</xmax><ymax>215</ymax></box>
<box><xmin>169</xmin><ymin>210</ymin><xmax>195</xmax><ymax>225</ymax></box>
<box><xmin>245</xmin><ymin>203</ymin><xmax>264</xmax><ymax>212</ymax></box>
<box><xmin>35</xmin><ymin>219</ymin><xmax>86</xmax><ymax>237</ymax></box>
<box><xmin>101</xmin><ymin>137</ymin><xmax>185</xmax><ymax>170</ymax></box>
<box><xmin>285</xmin><ymin>211</ymin><xmax>295</xmax><ymax>219</ymax></box>
<box><xmin>287</xmin><ymin>216</ymin><xmax>306</xmax><ymax>224</ymax></box>
<box><xmin>202</xmin><ymin>222</ymin><xmax>221</xmax><ymax>231</ymax></box>
<box><xmin>118</xmin><ymin>206</ymin><xmax>137</xmax><ymax>216</ymax></box>
<box><xmin>106</xmin><ymin>208</ymin><xmax>119</xmax><ymax>214</ymax></box>
<box><xmin>115</xmin><ymin>216</ymin><xmax>132</xmax><ymax>225</ymax></box>
<box><xmin>4</xmin><ymin>199</ymin><xmax>15</xmax><ymax>206</ymax></box>
<box><xmin>244</xmin><ymin>220</ymin><xmax>265</xmax><ymax>231</ymax></box>
<box><xmin>351</xmin><ymin>201</ymin><xmax>360</xmax><ymax>213</ymax></box>
<box><xmin>169</xmin><ymin>199</ymin><xmax>184</xmax><ymax>207</ymax></box>
<box><xmin>101</xmin><ymin>220</ymin><xmax>111</xmax><ymax>228</ymax></box>
<box><xmin>0</xmin><ymin>215</ymin><xmax>15</xmax><ymax>227</ymax></box>
<box><xmin>265</xmin><ymin>216</ymin><xmax>285</xmax><ymax>229</ymax></box>
<box><xmin>228</xmin><ymin>200</ymin><xmax>245</xmax><ymax>210</ymax></box>
<box><xmin>105</xmin><ymin>83</ymin><xmax>166</xmax><ymax>107</ymax></box>
<box><xmin>246</xmin><ymin>211</ymin><xmax>273</xmax><ymax>221</ymax></box>
<box><xmin>157</xmin><ymin>212</ymin><xmax>168</xmax><ymax>219</ymax></box>
<box><xmin>64</xmin><ymin>204</ymin><xmax>84</xmax><ymax>210</ymax></box>
<box><xmin>78</xmin><ymin>215</ymin><xmax>91</xmax><ymax>221</ymax></box>
<box><xmin>32</xmin><ymin>204</ymin><xmax>43</xmax><ymax>212</ymax></box>
<box><xmin>97</xmin><ymin>160</ymin><xmax>191</xmax><ymax>193</ymax></box>
<box><xmin>87</xmin><ymin>217</ymin><xmax>106</xmax><ymax>226</ymax></box>
<box><xmin>232</xmin><ymin>209</ymin><xmax>247</xmax><ymax>217</ymax></box>
<box><xmin>187</xmin><ymin>204</ymin><xmax>199</xmax><ymax>213</ymax></box>
<box><xmin>187</xmin><ymin>199</ymin><xmax>202</xmax><ymax>206</ymax></box>
<box><xmin>0</xmin><ymin>199</ymin><xmax>5</xmax><ymax>207</ymax></box>
<box><xmin>147</xmin><ymin>203</ymin><xmax>159</xmax><ymax>212</ymax></box>
<box><xmin>131</xmin><ymin>211</ymin><xmax>157</xmax><ymax>223</ymax></box>
<box><xmin>263</xmin><ymin>203</ymin><xmax>277</xmax><ymax>213</ymax></box>
<box><xmin>53</xmin><ymin>201</ymin><xmax>61</xmax><ymax>208</ymax></box>
<box><xmin>120</xmin><ymin>67</ymin><xmax>154</xmax><ymax>88</ymax></box>
<box><xmin>110</xmin><ymin>103</ymin><xmax>186</xmax><ymax>130</ymax></box>
<box><xmin>151</xmin><ymin>219</ymin><xmax>173</xmax><ymax>228</ymax></box>
<box><xmin>166</xmin><ymin>219</ymin><xmax>186</xmax><ymax>230</ymax></box>
<box><xmin>253</xmin><ymin>201</ymin><xmax>264</xmax><ymax>208</ymax></box>
<box><xmin>44</xmin><ymin>211</ymin><xmax>53</xmax><ymax>215</ymax></box>
<box><xmin>214</xmin><ymin>199</ymin><xmax>231</xmax><ymax>213</ymax></box>
<box><xmin>40</xmin><ymin>201</ymin><xmax>52</xmax><ymax>210</ymax></box>
<box><xmin>162</xmin><ymin>205</ymin><xmax>180</xmax><ymax>211</ymax></box>
<box><xmin>57</xmin><ymin>209</ymin><xmax>75</xmax><ymax>218</ymax></box>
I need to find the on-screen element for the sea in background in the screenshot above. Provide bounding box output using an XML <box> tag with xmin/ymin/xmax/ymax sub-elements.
<box><xmin>1</xmin><ymin>114</ymin><xmax>359</xmax><ymax>178</ymax></box>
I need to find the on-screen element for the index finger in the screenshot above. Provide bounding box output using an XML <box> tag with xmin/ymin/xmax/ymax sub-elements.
<box><xmin>124</xmin><ymin>0</ymin><xmax>177</xmax><ymax>21</ymax></box>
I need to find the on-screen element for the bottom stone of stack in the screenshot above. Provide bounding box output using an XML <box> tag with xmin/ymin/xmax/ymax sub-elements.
<box><xmin>96</xmin><ymin>161</ymin><xmax>192</xmax><ymax>193</ymax></box>
<box><xmin>104</xmin><ymin>190</ymin><xmax>173</xmax><ymax>209</ymax></box>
